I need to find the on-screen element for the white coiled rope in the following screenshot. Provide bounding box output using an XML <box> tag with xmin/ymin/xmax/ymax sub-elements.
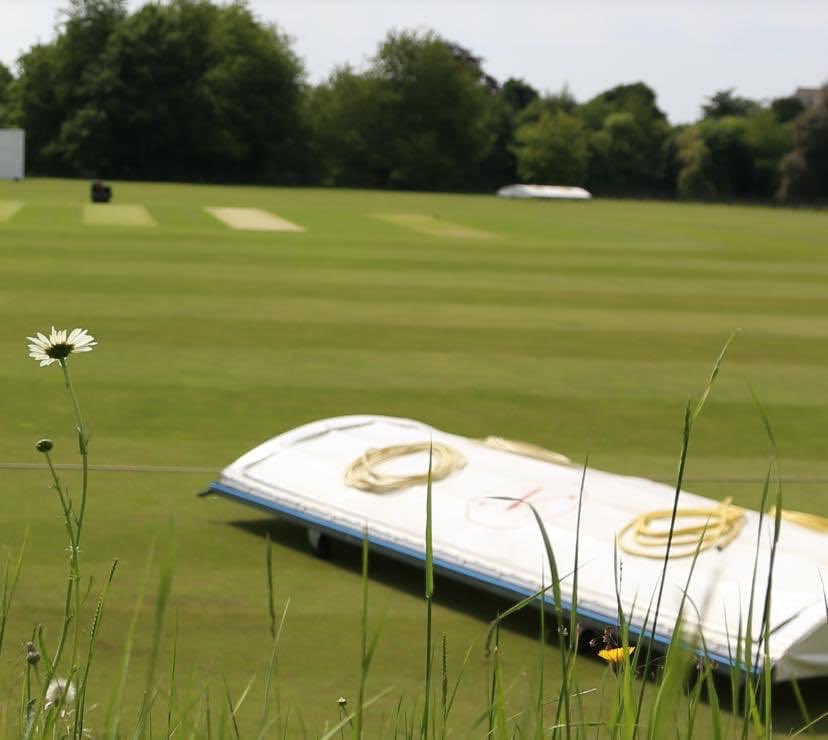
<box><xmin>344</xmin><ymin>441</ymin><xmax>466</xmax><ymax>493</ymax></box>
<box><xmin>343</xmin><ymin>436</ymin><xmax>571</xmax><ymax>493</ymax></box>
<box><xmin>480</xmin><ymin>436</ymin><xmax>571</xmax><ymax>465</ymax></box>
<box><xmin>616</xmin><ymin>498</ymin><xmax>746</xmax><ymax>559</ymax></box>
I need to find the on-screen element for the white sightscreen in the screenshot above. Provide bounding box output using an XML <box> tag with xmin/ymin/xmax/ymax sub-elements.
<box><xmin>0</xmin><ymin>130</ymin><xmax>25</xmax><ymax>179</ymax></box>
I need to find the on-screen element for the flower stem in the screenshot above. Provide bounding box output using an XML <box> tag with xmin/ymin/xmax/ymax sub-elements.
<box><xmin>33</xmin><ymin>452</ymin><xmax>80</xmax><ymax>735</ymax></box>
<box><xmin>60</xmin><ymin>359</ymin><xmax>88</xmax><ymax>685</ymax></box>
<box><xmin>42</xmin><ymin>453</ymin><xmax>79</xmax><ymax>641</ymax></box>
<box><xmin>60</xmin><ymin>360</ymin><xmax>89</xmax><ymax>534</ymax></box>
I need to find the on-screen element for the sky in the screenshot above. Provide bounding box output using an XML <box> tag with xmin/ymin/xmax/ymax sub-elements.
<box><xmin>2</xmin><ymin>0</ymin><xmax>826</xmax><ymax>124</ymax></box>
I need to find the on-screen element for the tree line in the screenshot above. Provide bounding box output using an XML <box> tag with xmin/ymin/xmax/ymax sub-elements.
<box><xmin>0</xmin><ymin>0</ymin><xmax>825</xmax><ymax>202</ymax></box>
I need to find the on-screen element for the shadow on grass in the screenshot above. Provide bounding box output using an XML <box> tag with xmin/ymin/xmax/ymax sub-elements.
<box><xmin>226</xmin><ymin>517</ymin><xmax>550</xmax><ymax>641</ymax></box>
<box><xmin>227</xmin><ymin>515</ymin><xmax>828</xmax><ymax>734</ymax></box>
<box><xmin>754</xmin><ymin>678</ymin><xmax>828</xmax><ymax>733</ymax></box>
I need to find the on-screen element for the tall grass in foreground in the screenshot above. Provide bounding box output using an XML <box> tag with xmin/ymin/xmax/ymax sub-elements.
<box><xmin>1</xmin><ymin>329</ymin><xmax>825</xmax><ymax>737</ymax></box>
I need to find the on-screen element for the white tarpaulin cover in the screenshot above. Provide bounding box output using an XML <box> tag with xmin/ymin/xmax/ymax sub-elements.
<box><xmin>496</xmin><ymin>184</ymin><xmax>592</xmax><ymax>200</ymax></box>
<box><xmin>210</xmin><ymin>415</ymin><xmax>828</xmax><ymax>681</ymax></box>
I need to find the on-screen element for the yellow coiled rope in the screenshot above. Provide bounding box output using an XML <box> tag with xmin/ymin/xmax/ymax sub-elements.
<box><xmin>770</xmin><ymin>507</ymin><xmax>828</xmax><ymax>533</ymax></box>
<box><xmin>618</xmin><ymin>500</ymin><xmax>828</xmax><ymax>559</ymax></box>
<box><xmin>344</xmin><ymin>441</ymin><xmax>466</xmax><ymax>493</ymax></box>
<box><xmin>479</xmin><ymin>436</ymin><xmax>572</xmax><ymax>465</ymax></box>
<box><xmin>344</xmin><ymin>436</ymin><xmax>569</xmax><ymax>493</ymax></box>
<box><xmin>617</xmin><ymin>498</ymin><xmax>746</xmax><ymax>559</ymax></box>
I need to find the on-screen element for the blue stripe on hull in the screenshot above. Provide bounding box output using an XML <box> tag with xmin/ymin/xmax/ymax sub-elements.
<box><xmin>208</xmin><ymin>480</ymin><xmax>754</xmax><ymax>674</ymax></box>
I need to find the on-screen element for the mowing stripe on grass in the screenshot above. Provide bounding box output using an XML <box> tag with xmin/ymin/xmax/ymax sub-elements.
<box><xmin>0</xmin><ymin>201</ymin><xmax>23</xmax><ymax>222</ymax></box>
<box><xmin>375</xmin><ymin>213</ymin><xmax>496</xmax><ymax>239</ymax></box>
<box><xmin>83</xmin><ymin>204</ymin><xmax>156</xmax><ymax>226</ymax></box>
<box><xmin>14</xmin><ymin>293</ymin><xmax>826</xmax><ymax>340</ymax></box>
<box><xmin>6</xmin><ymin>260</ymin><xmax>824</xmax><ymax>304</ymax></box>
<box><xmin>205</xmin><ymin>207</ymin><xmax>305</xmax><ymax>232</ymax></box>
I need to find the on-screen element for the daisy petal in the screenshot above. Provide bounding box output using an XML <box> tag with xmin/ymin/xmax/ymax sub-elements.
<box><xmin>26</xmin><ymin>326</ymin><xmax>96</xmax><ymax>367</ymax></box>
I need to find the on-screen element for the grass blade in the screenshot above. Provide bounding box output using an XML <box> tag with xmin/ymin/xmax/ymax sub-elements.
<box><xmin>74</xmin><ymin>558</ymin><xmax>119</xmax><ymax>738</ymax></box>
<box><xmin>421</xmin><ymin>443</ymin><xmax>434</xmax><ymax>739</ymax></box>
<box><xmin>0</xmin><ymin>531</ymin><xmax>27</xmax><ymax>659</ymax></box>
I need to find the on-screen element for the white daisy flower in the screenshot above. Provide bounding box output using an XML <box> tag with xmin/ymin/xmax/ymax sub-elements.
<box><xmin>27</xmin><ymin>327</ymin><xmax>96</xmax><ymax>367</ymax></box>
<box><xmin>45</xmin><ymin>677</ymin><xmax>76</xmax><ymax>708</ymax></box>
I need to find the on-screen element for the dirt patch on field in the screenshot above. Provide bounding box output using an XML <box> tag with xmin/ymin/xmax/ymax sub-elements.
<box><xmin>206</xmin><ymin>207</ymin><xmax>305</xmax><ymax>232</ymax></box>
<box><xmin>83</xmin><ymin>204</ymin><xmax>156</xmax><ymax>226</ymax></box>
<box><xmin>0</xmin><ymin>201</ymin><xmax>23</xmax><ymax>222</ymax></box>
<box><xmin>376</xmin><ymin>213</ymin><xmax>495</xmax><ymax>239</ymax></box>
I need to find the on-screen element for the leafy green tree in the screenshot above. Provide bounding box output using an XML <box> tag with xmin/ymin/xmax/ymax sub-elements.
<box><xmin>0</xmin><ymin>63</ymin><xmax>13</xmax><ymax>125</ymax></box>
<box><xmin>54</xmin><ymin>0</ymin><xmax>127</xmax><ymax>100</ymax></box>
<box><xmin>778</xmin><ymin>92</ymin><xmax>828</xmax><ymax>201</ymax></box>
<box><xmin>702</xmin><ymin>89</ymin><xmax>758</xmax><ymax>119</ymax></box>
<box><xmin>674</xmin><ymin>126</ymin><xmax>716</xmax><ymax>199</ymax></box>
<box><xmin>587</xmin><ymin>111</ymin><xmax>652</xmax><ymax>192</ymax></box>
<box><xmin>12</xmin><ymin>0</ymin><xmax>126</xmax><ymax>172</ymax></box>
<box><xmin>307</xmin><ymin>66</ymin><xmax>393</xmax><ymax>187</ymax></box>
<box><xmin>310</xmin><ymin>30</ymin><xmax>494</xmax><ymax>190</ymax></box>
<box><xmin>371</xmin><ymin>31</ymin><xmax>494</xmax><ymax>189</ymax></box>
<box><xmin>58</xmin><ymin>0</ymin><xmax>306</xmax><ymax>181</ymax></box>
<box><xmin>579</xmin><ymin>82</ymin><xmax>665</xmax><ymax>130</ymax></box>
<box><xmin>513</xmin><ymin>109</ymin><xmax>589</xmax><ymax>185</ymax></box>
<box><xmin>183</xmin><ymin>1</ymin><xmax>307</xmax><ymax>181</ymax></box>
<box><xmin>443</xmin><ymin>42</ymin><xmax>499</xmax><ymax>94</ymax></box>
<box><xmin>771</xmin><ymin>95</ymin><xmax>805</xmax><ymax>123</ymax></box>
<box><xmin>670</xmin><ymin>101</ymin><xmax>794</xmax><ymax>200</ymax></box>
<box><xmin>10</xmin><ymin>44</ymin><xmax>64</xmax><ymax>171</ymax></box>
<box><xmin>5</xmin><ymin>4</ymin><xmax>804</xmax><ymax>199</ymax></box>
<box><xmin>517</xmin><ymin>88</ymin><xmax>577</xmax><ymax>127</ymax></box>
<box><xmin>698</xmin><ymin>115</ymin><xmax>755</xmax><ymax>197</ymax></box>
<box><xmin>500</xmin><ymin>78</ymin><xmax>539</xmax><ymax>113</ymax></box>
<box><xmin>744</xmin><ymin>109</ymin><xmax>794</xmax><ymax>196</ymax></box>
<box><xmin>580</xmin><ymin>83</ymin><xmax>670</xmax><ymax>192</ymax></box>
<box><xmin>478</xmin><ymin>79</ymin><xmax>539</xmax><ymax>188</ymax></box>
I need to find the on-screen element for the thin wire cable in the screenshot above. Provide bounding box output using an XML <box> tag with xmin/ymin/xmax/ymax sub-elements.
<box><xmin>0</xmin><ymin>462</ymin><xmax>215</xmax><ymax>474</ymax></box>
<box><xmin>2</xmin><ymin>462</ymin><xmax>826</xmax><ymax>484</ymax></box>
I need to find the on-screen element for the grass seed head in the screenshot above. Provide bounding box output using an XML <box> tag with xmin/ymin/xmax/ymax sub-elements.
<box><xmin>45</xmin><ymin>677</ymin><xmax>76</xmax><ymax>708</ymax></box>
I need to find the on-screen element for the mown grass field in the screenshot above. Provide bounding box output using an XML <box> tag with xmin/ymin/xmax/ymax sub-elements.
<box><xmin>1</xmin><ymin>178</ymin><xmax>827</xmax><ymax>734</ymax></box>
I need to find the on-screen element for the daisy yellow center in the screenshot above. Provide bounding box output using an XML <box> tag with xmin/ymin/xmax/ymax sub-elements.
<box><xmin>45</xmin><ymin>342</ymin><xmax>74</xmax><ymax>360</ymax></box>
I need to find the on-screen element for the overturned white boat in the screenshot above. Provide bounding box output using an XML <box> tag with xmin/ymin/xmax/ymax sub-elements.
<box><xmin>207</xmin><ymin>415</ymin><xmax>828</xmax><ymax>681</ymax></box>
